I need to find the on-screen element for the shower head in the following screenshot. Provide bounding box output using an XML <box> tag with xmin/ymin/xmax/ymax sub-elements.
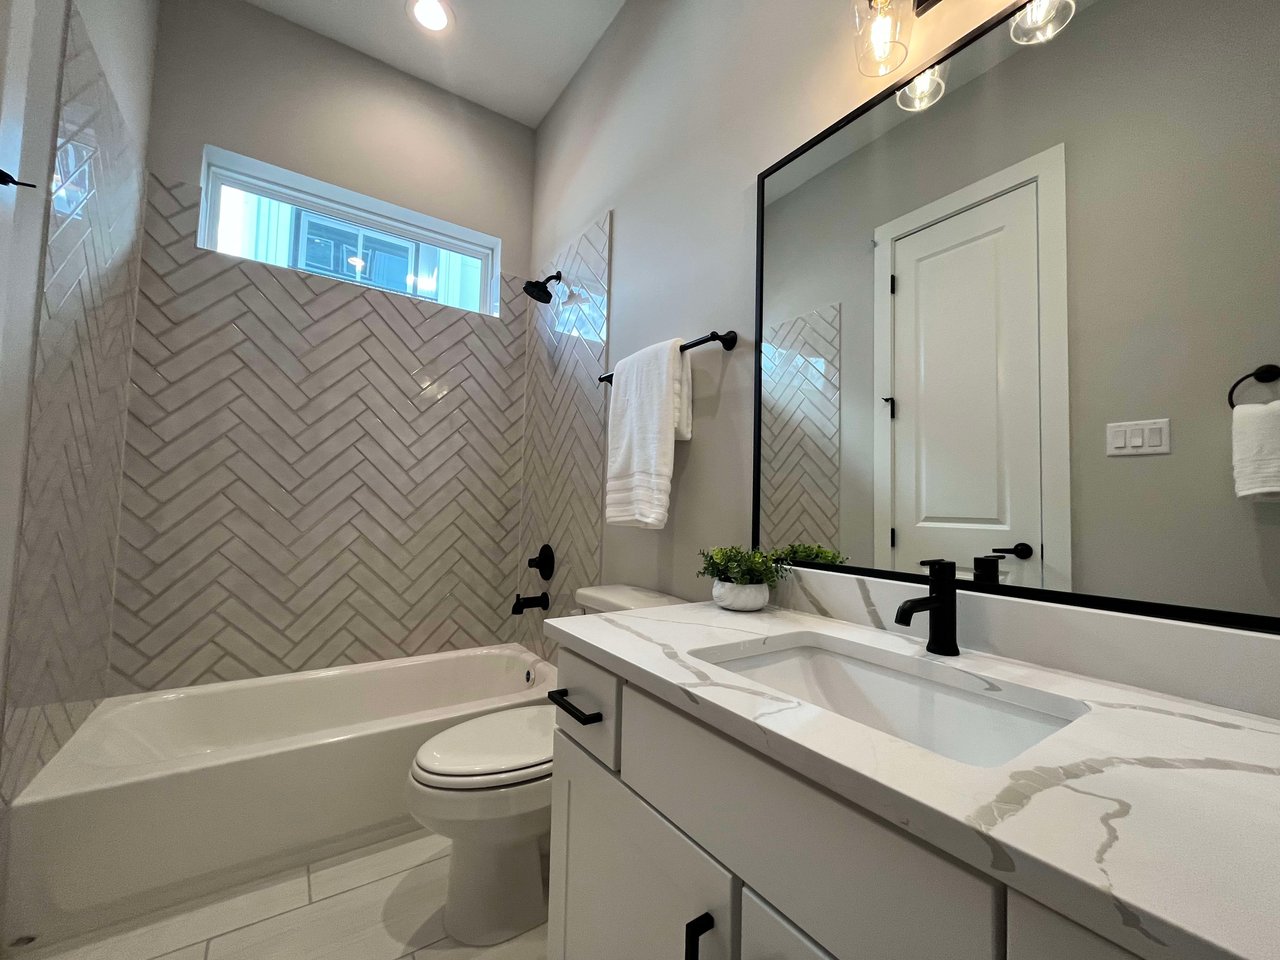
<box><xmin>523</xmin><ymin>272</ymin><xmax>562</xmax><ymax>304</ymax></box>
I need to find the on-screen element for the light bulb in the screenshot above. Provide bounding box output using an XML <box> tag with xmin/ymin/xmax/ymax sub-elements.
<box><xmin>852</xmin><ymin>0</ymin><xmax>910</xmax><ymax>78</ymax></box>
<box><xmin>869</xmin><ymin>12</ymin><xmax>893</xmax><ymax>64</ymax></box>
<box><xmin>1010</xmin><ymin>0</ymin><xmax>1075</xmax><ymax>45</ymax></box>
<box><xmin>896</xmin><ymin>65</ymin><xmax>947</xmax><ymax>113</ymax></box>
<box><xmin>411</xmin><ymin>0</ymin><xmax>449</xmax><ymax>32</ymax></box>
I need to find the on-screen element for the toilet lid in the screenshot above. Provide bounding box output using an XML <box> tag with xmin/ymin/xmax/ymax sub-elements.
<box><xmin>414</xmin><ymin>705</ymin><xmax>555</xmax><ymax>779</ymax></box>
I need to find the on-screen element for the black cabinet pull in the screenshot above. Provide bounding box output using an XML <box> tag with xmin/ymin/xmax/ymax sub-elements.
<box><xmin>991</xmin><ymin>542</ymin><xmax>1035</xmax><ymax>561</ymax></box>
<box><xmin>547</xmin><ymin>689</ymin><xmax>603</xmax><ymax>726</ymax></box>
<box><xmin>684</xmin><ymin>912</ymin><xmax>715</xmax><ymax>960</ymax></box>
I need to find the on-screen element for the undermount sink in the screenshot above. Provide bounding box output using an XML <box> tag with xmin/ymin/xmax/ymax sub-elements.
<box><xmin>691</xmin><ymin>631</ymin><xmax>1088</xmax><ymax>767</ymax></box>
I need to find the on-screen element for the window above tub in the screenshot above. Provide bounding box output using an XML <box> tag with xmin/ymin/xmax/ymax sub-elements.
<box><xmin>197</xmin><ymin>146</ymin><xmax>502</xmax><ymax>316</ymax></box>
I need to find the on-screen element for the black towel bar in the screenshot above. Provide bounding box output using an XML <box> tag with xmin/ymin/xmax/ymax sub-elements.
<box><xmin>599</xmin><ymin>331</ymin><xmax>738</xmax><ymax>385</ymax></box>
<box><xmin>1228</xmin><ymin>364</ymin><xmax>1280</xmax><ymax>408</ymax></box>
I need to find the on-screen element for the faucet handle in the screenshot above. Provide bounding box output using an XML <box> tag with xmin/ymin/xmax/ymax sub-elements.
<box><xmin>919</xmin><ymin>559</ymin><xmax>948</xmax><ymax>568</ymax></box>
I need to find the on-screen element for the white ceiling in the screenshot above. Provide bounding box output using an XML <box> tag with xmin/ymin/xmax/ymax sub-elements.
<box><xmin>240</xmin><ymin>0</ymin><xmax>627</xmax><ymax>127</ymax></box>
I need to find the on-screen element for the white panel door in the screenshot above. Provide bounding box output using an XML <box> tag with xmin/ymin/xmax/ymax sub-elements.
<box><xmin>742</xmin><ymin>888</ymin><xmax>837</xmax><ymax>960</ymax></box>
<box><xmin>890</xmin><ymin>183</ymin><xmax>1043</xmax><ymax>585</ymax></box>
<box><xmin>547</xmin><ymin>731</ymin><xmax>734</xmax><ymax>960</ymax></box>
<box><xmin>1008</xmin><ymin>892</ymin><xmax>1142</xmax><ymax>960</ymax></box>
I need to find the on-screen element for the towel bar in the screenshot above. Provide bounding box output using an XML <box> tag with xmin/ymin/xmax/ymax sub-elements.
<box><xmin>1228</xmin><ymin>364</ymin><xmax>1280</xmax><ymax>408</ymax></box>
<box><xmin>599</xmin><ymin>331</ymin><xmax>738</xmax><ymax>385</ymax></box>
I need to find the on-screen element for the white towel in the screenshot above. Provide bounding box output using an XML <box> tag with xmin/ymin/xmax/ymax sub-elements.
<box><xmin>1233</xmin><ymin>399</ymin><xmax>1280</xmax><ymax>501</ymax></box>
<box><xmin>605</xmin><ymin>340</ymin><xmax>692</xmax><ymax>528</ymax></box>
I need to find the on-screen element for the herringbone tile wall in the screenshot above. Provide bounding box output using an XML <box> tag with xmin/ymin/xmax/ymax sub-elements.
<box><xmin>1</xmin><ymin>9</ymin><xmax>146</xmax><ymax>803</ymax></box>
<box><xmin>760</xmin><ymin>304</ymin><xmax>842</xmax><ymax>551</ymax></box>
<box><xmin>515</xmin><ymin>215</ymin><xmax>611</xmax><ymax>658</ymax></box>
<box><xmin>110</xmin><ymin>176</ymin><xmax>531</xmax><ymax>692</ymax></box>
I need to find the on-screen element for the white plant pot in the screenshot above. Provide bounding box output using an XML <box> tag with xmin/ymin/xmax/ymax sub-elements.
<box><xmin>712</xmin><ymin>580</ymin><xmax>769</xmax><ymax>612</ymax></box>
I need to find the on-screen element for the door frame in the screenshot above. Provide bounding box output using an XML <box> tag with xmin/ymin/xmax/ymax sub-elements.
<box><xmin>871</xmin><ymin>144</ymin><xmax>1071</xmax><ymax>591</ymax></box>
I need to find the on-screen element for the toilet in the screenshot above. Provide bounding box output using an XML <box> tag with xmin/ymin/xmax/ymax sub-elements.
<box><xmin>405</xmin><ymin>584</ymin><xmax>683</xmax><ymax>946</ymax></box>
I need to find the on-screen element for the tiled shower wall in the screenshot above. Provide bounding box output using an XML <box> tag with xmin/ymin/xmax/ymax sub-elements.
<box><xmin>1</xmin><ymin>10</ymin><xmax>146</xmax><ymax>802</ymax></box>
<box><xmin>515</xmin><ymin>216</ymin><xmax>611</xmax><ymax>658</ymax></box>
<box><xmin>111</xmin><ymin>177</ymin><xmax>531</xmax><ymax>691</ymax></box>
<box><xmin>760</xmin><ymin>303</ymin><xmax>842</xmax><ymax>550</ymax></box>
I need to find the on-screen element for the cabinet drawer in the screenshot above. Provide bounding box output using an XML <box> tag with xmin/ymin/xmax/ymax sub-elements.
<box><xmin>551</xmin><ymin>650</ymin><xmax>622</xmax><ymax>770</ymax></box>
<box><xmin>743</xmin><ymin>888</ymin><xmax>836</xmax><ymax>960</ymax></box>
<box><xmin>1008</xmin><ymin>891</ymin><xmax>1140</xmax><ymax>960</ymax></box>
<box><xmin>621</xmin><ymin>687</ymin><xmax>1002</xmax><ymax>960</ymax></box>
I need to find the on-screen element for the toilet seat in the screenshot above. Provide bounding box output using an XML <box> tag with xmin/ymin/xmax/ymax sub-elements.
<box><xmin>412</xmin><ymin>705</ymin><xmax>555</xmax><ymax>791</ymax></box>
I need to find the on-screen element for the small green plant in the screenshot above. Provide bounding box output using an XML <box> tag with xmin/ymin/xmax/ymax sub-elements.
<box><xmin>770</xmin><ymin>543</ymin><xmax>846</xmax><ymax>568</ymax></box>
<box><xmin>697</xmin><ymin>546</ymin><xmax>784</xmax><ymax>587</ymax></box>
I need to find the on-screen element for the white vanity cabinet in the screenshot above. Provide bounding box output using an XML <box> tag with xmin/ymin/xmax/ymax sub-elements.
<box><xmin>1008</xmin><ymin>892</ymin><xmax>1142</xmax><ymax>960</ymax></box>
<box><xmin>547</xmin><ymin>730</ymin><xmax>734</xmax><ymax>960</ymax></box>
<box><xmin>742</xmin><ymin>889</ymin><xmax>835</xmax><ymax>960</ymax></box>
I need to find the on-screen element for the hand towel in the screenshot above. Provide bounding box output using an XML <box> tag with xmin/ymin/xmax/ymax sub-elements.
<box><xmin>1233</xmin><ymin>399</ymin><xmax>1280</xmax><ymax>500</ymax></box>
<box><xmin>606</xmin><ymin>339</ymin><xmax>692</xmax><ymax>528</ymax></box>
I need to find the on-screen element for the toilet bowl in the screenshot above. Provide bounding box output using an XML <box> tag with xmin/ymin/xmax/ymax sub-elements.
<box><xmin>405</xmin><ymin>584</ymin><xmax>685</xmax><ymax>946</ymax></box>
<box><xmin>406</xmin><ymin>704</ymin><xmax>555</xmax><ymax>946</ymax></box>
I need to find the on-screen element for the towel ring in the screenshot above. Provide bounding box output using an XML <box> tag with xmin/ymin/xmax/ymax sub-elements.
<box><xmin>1228</xmin><ymin>364</ymin><xmax>1280</xmax><ymax>409</ymax></box>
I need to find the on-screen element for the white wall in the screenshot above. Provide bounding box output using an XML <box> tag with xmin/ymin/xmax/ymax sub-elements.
<box><xmin>147</xmin><ymin>0</ymin><xmax>536</xmax><ymax>277</ymax></box>
<box><xmin>77</xmin><ymin>0</ymin><xmax>158</xmax><ymax>145</ymax></box>
<box><xmin>533</xmin><ymin>0</ymin><xmax>1016</xmax><ymax>598</ymax></box>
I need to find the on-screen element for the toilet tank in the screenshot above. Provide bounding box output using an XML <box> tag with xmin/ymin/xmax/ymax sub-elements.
<box><xmin>574</xmin><ymin>584</ymin><xmax>685</xmax><ymax>615</ymax></box>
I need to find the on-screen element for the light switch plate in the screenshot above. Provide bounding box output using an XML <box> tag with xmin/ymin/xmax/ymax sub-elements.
<box><xmin>1106</xmin><ymin>419</ymin><xmax>1171</xmax><ymax>456</ymax></box>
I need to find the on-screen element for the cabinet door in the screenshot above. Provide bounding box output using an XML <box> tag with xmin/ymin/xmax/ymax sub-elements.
<box><xmin>742</xmin><ymin>888</ymin><xmax>836</xmax><ymax>960</ymax></box>
<box><xmin>547</xmin><ymin>731</ymin><xmax>734</xmax><ymax>960</ymax></box>
<box><xmin>1008</xmin><ymin>891</ymin><xmax>1142</xmax><ymax>960</ymax></box>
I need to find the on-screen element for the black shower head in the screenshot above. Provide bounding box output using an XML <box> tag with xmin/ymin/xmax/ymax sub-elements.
<box><xmin>523</xmin><ymin>271</ymin><xmax>562</xmax><ymax>304</ymax></box>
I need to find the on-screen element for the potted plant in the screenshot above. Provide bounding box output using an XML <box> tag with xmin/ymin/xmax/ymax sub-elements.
<box><xmin>770</xmin><ymin>543</ymin><xmax>846</xmax><ymax>569</ymax></box>
<box><xmin>697</xmin><ymin>546</ymin><xmax>782</xmax><ymax>612</ymax></box>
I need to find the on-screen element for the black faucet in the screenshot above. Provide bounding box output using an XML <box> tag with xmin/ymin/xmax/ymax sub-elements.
<box><xmin>511</xmin><ymin>593</ymin><xmax>550</xmax><ymax>616</ymax></box>
<box><xmin>894</xmin><ymin>560</ymin><xmax>959</xmax><ymax>657</ymax></box>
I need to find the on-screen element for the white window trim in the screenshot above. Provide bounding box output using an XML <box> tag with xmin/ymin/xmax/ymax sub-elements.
<box><xmin>198</xmin><ymin>145</ymin><xmax>502</xmax><ymax>317</ymax></box>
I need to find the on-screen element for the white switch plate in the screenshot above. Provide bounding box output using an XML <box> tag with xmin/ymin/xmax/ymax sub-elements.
<box><xmin>1106</xmin><ymin>419</ymin><xmax>1171</xmax><ymax>456</ymax></box>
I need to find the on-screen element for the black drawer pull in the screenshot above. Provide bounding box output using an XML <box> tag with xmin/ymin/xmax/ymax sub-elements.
<box><xmin>548</xmin><ymin>688</ymin><xmax>603</xmax><ymax>726</ymax></box>
<box><xmin>684</xmin><ymin>912</ymin><xmax>715</xmax><ymax>960</ymax></box>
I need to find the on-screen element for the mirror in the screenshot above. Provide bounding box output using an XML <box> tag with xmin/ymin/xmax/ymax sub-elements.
<box><xmin>756</xmin><ymin>0</ymin><xmax>1280</xmax><ymax>623</ymax></box>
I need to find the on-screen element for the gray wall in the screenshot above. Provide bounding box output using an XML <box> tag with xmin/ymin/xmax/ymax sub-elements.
<box><xmin>147</xmin><ymin>0</ymin><xmax>537</xmax><ymax>278</ymax></box>
<box><xmin>760</xmin><ymin>0</ymin><xmax>1280</xmax><ymax>616</ymax></box>
<box><xmin>533</xmin><ymin>0</ymin><xmax>1019</xmax><ymax>599</ymax></box>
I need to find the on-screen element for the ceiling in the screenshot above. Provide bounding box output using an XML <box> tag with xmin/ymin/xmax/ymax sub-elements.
<box><xmin>240</xmin><ymin>0</ymin><xmax>627</xmax><ymax>127</ymax></box>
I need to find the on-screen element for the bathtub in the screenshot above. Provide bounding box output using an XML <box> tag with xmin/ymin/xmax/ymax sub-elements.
<box><xmin>5</xmin><ymin>644</ymin><xmax>555</xmax><ymax>947</ymax></box>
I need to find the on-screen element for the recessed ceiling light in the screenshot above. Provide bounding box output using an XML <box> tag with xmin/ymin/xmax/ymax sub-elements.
<box><xmin>409</xmin><ymin>0</ymin><xmax>451</xmax><ymax>32</ymax></box>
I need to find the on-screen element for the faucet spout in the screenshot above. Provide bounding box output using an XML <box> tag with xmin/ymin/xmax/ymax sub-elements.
<box><xmin>893</xmin><ymin>560</ymin><xmax>959</xmax><ymax>657</ymax></box>
<box><xmin>893</xmin><ymin>595</ymin><xmax>936</xmax><ymax>626</ymax></box>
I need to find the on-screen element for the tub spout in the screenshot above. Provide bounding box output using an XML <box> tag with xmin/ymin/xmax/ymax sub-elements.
<box><xmin>511</xmin><ymin>593</ymin><xmax>550</xmax><ymax>616</ymax></box>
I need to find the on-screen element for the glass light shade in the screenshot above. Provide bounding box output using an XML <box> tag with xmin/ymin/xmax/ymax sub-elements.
<box><xmin>851</xmin><ymin>0</ymin><xmax>913</xmax><ymax>78</ymax></box>
<box><xmin>410</xmin><ymin>0</ymin><xmax>450</xmax><ymax>32</ymax></box>
<box><xmin>1010</xmin><ymin>0</ymin><xmax>1075</xmax><ymax>45</ymax></box>
<box><xmin>896</xmin><ymin>63</ymin><xmax>948</xmax><ymax>112</ymax></box>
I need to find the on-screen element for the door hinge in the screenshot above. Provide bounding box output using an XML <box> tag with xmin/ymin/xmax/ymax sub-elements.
<box><xmin>891</xmin><ymin>528</ymin><xmax>897</xmax><ymax>549</ymax></box>
<box><xmin>882</xmin><ymin>396</ymin><xmax>896</xmax><ymax>420</ymax></box>
<box><xmin>890</xmin><ymin>274</ymin><xmax>897</xmax><ymax>295</ymax></box>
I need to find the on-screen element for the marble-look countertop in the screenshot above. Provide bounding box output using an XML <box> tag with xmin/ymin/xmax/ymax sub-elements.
<box><xmin>545</xmin><ymin>603</ymin><xmax>1280</xmax><ymax>960</ymax></box>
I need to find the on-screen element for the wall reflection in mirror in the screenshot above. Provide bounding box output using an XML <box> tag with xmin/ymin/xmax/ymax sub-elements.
<box><xmin>757</xmin><ymin>0</ymin><xmax>1280</xmax><ymax>619</ymax></box>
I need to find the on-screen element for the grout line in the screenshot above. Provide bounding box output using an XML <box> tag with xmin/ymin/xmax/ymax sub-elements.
<box><xmin>203</xmin><ymin>941</ymin><xmax>210</xmax><ymax>960</ymax></box>
<box><xmin>305</xmin><ymin>864</ymin><xmax>313</xmax><ymax>904</ymax></box>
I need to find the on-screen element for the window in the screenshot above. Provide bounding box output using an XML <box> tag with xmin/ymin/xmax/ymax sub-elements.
<box><xmin>198</xmin><ymin>147</ymin><xmax>500</xmax><ymax>315</ymax></box>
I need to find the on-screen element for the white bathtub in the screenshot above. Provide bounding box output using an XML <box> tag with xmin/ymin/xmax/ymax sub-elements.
<box><xmin>5</xmin><ymin>644</ymin><xmax>556</xmax><ymax>947</ymax></box>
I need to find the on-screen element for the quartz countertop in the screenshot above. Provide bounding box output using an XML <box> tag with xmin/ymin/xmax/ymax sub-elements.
<box><xmin>544</xmin><ymin>603</ymin><xmax>1280</xmax><ymax>960</ymax></box>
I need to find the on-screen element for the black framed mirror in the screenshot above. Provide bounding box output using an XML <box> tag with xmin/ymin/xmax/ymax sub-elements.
<box><xmin>753</xmin><ymin>0</ymin><xmax>1280</xmax><ymax>634</ymax></box>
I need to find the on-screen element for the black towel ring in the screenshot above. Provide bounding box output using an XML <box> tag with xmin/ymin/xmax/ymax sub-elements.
<box><xmin>1228</xmin><ymin>364</ymin><xmax>1280</xmax><ymax>409</ymax></box>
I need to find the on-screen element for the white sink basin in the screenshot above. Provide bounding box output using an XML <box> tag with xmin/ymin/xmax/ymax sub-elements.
<box><xmin>691</xmin><ymin>631</ymin><xmax>1088</xmax><ymax>767</ymax></box>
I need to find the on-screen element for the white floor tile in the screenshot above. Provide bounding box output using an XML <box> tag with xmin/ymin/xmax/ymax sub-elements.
<box><xmin>26</xmin><ymin>870</ymin><xmax>308</xmax><ymax>960</ymax></box>
<box><xmin>414</xmin><ymin>925</ymin><xmax>547</xmax><ymax>960</ymax></box>
<box><xmin>207</xmin><ymin>857</ymin><xmax>452</xmax><ymax>960</ymax></box>
<box><xmin>154</xmin><ymin>947</ymin><xmax>208</xmax><ymax>960</ymax></box>
<box><xmin>309</xmin><ymin>829</ymin><xmax>451</xmax><ymax>902</ymax></box>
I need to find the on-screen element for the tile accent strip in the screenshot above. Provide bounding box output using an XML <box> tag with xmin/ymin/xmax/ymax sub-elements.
<box><xmin>516</xmin><ymin>214</ymin><xmax>611</xmax><ymax>658</ymax></box>
<box><xmin>760</xmin><ymin>303</ymin><xmax>841</xmax><ymax>550</ymax></box>
<box><xmin>110</xmin><ymin>176</ymin><xmax>528</xmax><ymax>691</ymax></box>
<box><xmin>1</xmin><ymin>9</ymin><xmax>146</xmax><ymax>803</ymax></box>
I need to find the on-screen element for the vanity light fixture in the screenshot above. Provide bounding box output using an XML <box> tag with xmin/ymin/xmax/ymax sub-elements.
<box><xmin>851</xmin><ymin>0</ymin><xmax>913</xmax><ymax>77</ymax></box>
<box><xmin>896</xmin><ymin>64</ymin><xmax>947</xmax><ymax>112</ymax></box>
<box><xmin>409</xmin><ymin>0</ymin><xmax>451</xmax><ymax>33</ymax></box>
<box><xmin>1010</xmin><ymin>0</ymin><xmax>1075</xmax><ymax>45</ymax></box>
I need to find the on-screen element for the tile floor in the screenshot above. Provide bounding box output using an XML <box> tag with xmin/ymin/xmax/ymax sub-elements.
<box><xmin>24</xmin><ymin>830</ymin><xmax>547</xmax><ymax>960</ymax></box>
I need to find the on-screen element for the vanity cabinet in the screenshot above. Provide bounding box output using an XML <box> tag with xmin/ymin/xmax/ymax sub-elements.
<box><xmin>547</xmin><ymin>730</ymin><xmax>734</xmax><ymax>960</ymax></box>
<box><xmin>1008</xmin><ymin>892</ymin><xmax>1142</xmax><ymax>960</ymax></box>
<box><xmin>742</xmin><ymin>889</ymin><xmax>835</xmax><ymax>960</ymax></box>
<box><xmin>553</xmin><ymin>649</ymin><xmax>623</xmax><ymax>770</ymax></box>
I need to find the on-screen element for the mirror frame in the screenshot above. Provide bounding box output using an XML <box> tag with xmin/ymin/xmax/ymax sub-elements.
<box><xmin>751</xmin><ymin>3</ymin><xmax>1280</xmax><ymax>637</ymax></box>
